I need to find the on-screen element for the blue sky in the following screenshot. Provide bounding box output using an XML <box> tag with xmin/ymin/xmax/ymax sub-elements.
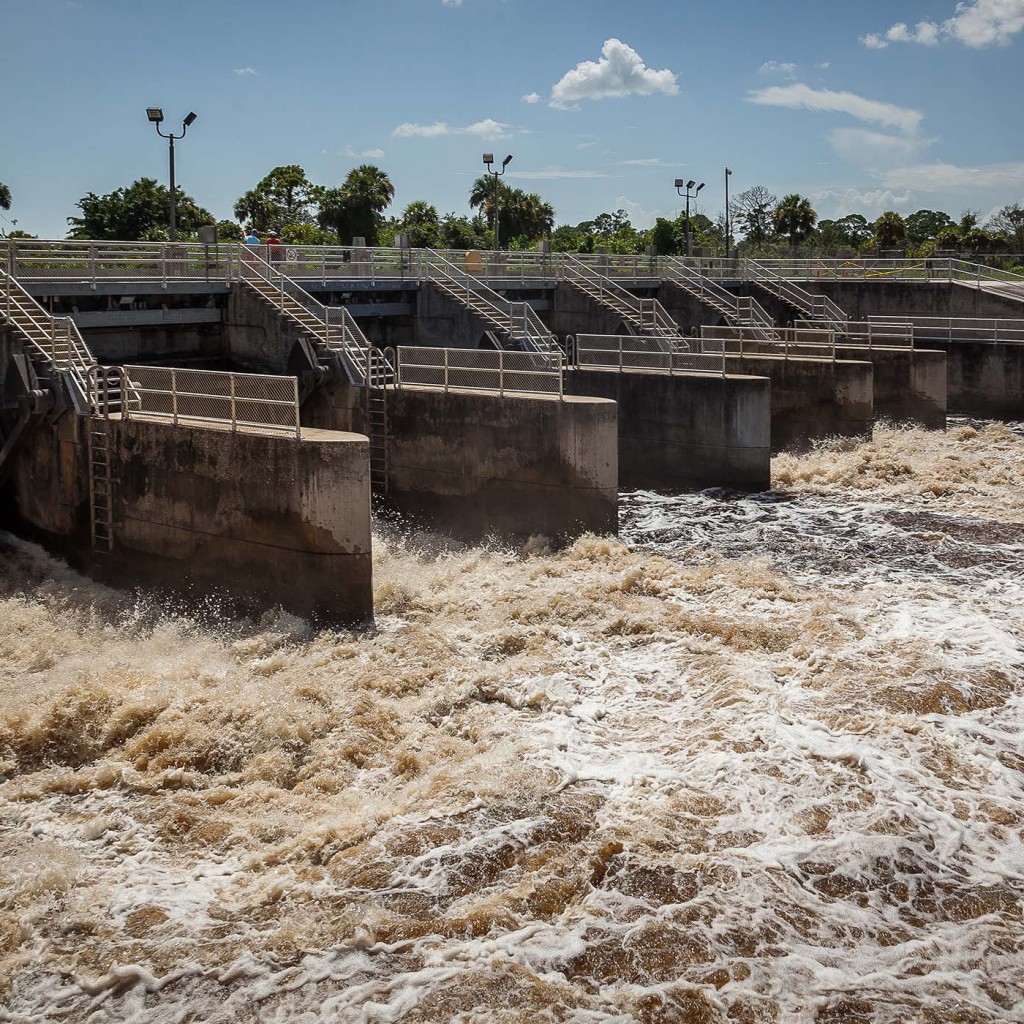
<box><xmin>2</xmin><ymin>0</ymin><xmax>1023</xmax><ymax>239</ymax></box>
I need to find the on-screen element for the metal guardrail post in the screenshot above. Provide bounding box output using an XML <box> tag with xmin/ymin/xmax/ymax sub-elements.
<box><xmin>171</xmin><ymin>369</ymin><xmax>178</xmax><ymax>426</ymax></box>
<box><xmin>444</xmin><ymin>348</ymin><xmax>449</xmax><ymax>393</ymax></box>
<box><xmin>230</xmin><ymin>373</ymin><xmax>237</xmax><ymax>429</ymax></box>
<box><xmin>293</xmin><ymin>377</ymin><xmax>301</xmax><ymax>440</ymax></box>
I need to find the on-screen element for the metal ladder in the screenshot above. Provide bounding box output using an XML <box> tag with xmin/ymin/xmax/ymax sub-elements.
<box><xmin>366</xmin><ymin>388</ymin><xmax>388</xmax><ymax>495</ymax></box>
<box><xmin>87</xmin><ymin>367</ymin><xmax>121</xmax><ymax>555</ymax></box>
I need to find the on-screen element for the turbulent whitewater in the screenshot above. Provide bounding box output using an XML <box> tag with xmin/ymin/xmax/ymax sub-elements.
<box><xmin>1</xmin><ymin>421</ymin><xmax>1022</xmax><ymax>1023</ymax></box>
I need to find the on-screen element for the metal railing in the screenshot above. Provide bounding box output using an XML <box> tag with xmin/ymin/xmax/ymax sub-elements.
<box><xmin>699</xmin><ymin>325</ymin><xmax>838</xmax><ymax>361</ymax></box>
<box><xmin>572</xmin><ymin>333</ymin><xmax>726</xmax><ymax>375</ymax></box>
<box><xmin>1</xmin><ymin>267</ymin><xmax>95</xmax><ymax>402</ymax></box>
<box><xmin>745</xmin><ymin>258</ymin><xmax>849</xmax><ymax>331</ymax></box>
<box><xmin>865</xmin><ymin>313</ymin><xmax>1024</xmax><ymax>346</ymax></box>
<box><xmin>800</xmin><ymin>319</ymin><xmax>914</xmax><ymax>349</ymax></box>
<box><xmin>421</xmin><ymin>248</ymin><xmax>560</xmax><ymax>354</ymax></box>
<box><xmin>394</xmin><ymin>346</ymin><xmax>563</xmax><ymax>397</ymax></box>
<box><xmin>663</xmin><ymin>256</ymin><xmax>779</xmax><ymax>341</ymax></box>
<box><xmin>563</xmin><ymin>253</ymin><xmax>684</xmax><ymax>344</ymax></box>
<box><xmin>120</xmin><ymin>365</ymin><xmax>301</xmax><ymax>438</ymax></box>
<box><xmin>3</xmin><ymin>238</ymin><xmax>236</xmax><ymax>285</ymax></box>
<box><xmin>238</xmin><ymin>248</ymin><xmax>391</xmax><ymax>384</ymax></box>
<box><xmin>742</xmin><ymin>257</ymin><xmax>1024</xmax><ymax>287</ymax></box>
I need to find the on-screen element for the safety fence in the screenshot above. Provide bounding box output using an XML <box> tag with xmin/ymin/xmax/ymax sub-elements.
<box><xmin>572</xmin><ymin>334</ymin><xmax>726</xmax><ymax>375</ymax></box>
<box><xmin>393</xmin><ymin>346</ymin><xmax>563</xmax><ymax>397</ymax></box>
<box><xmin>119</xmin><ymin>365</ymin><xmax>301</xmax><ymax>437</ymax></box>
<box><xmin>796</xmin><ymin>320</ymin><xmax>915</xmax><ymax>349</ymax></box>
<box><xmin>741</xmin><ymin>257</ymin><xmax>1024</xmax><ymax>287</ymax></box>
<box><xmin>3</xmin><ymin>239</ymin><xmax>236</xmax><ymax>284</ymax></box>
<box><xmin>865</xmin><ymin>314</ymin><xmax>1024</xmax><ymax>345</ymax></box>
<box><xmin>699</xmin><ymin>325</ymin><xmax>839</xmax><ymax>361</ymax></box>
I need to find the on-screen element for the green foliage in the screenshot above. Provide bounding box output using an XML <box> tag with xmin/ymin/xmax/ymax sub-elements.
<box><xmin>986</xmin><ymin>203</ymin><xmax>1024</xmax><ymax>250</ymax></box>
<box><xmin>872</xmin><ymin>210</ymin><xmax>907</xmax><ymax>249</ymax></box>
<box><xmin>0</xmin><ymin>182</ymin><xmax>11</xmax><ymax>211</ymax></box>
<box><xmin>67</xmin><ymin>178</ymin><xmax>214</xmax><ymax>240</ymax></box>
<box><xmin>468</xmin><ymin>175</ymin><xmax>553</xmax><ymax>249</ymax></box>
<box><xmin>438</xmin><ymin>213</ymin><xmax>487</xmax><ymax>250</ymax></box>
<box><xmin>232</xmin><ymin>165</ymin><xmax>322</xmax><ymax>235</ymax></box>
<box><xmin>773</xmin><ymin>194</ymin><xmax>817</xmax><ymax>248</ymax></box>
<box><xmin>5</xmin><ymin>230</ymin><xmax>35</xmax><ymax>238</ymax></box>
<box><xmin>649</xmin><ymin>217</ymin><xmax>680</xmax><ymax>256</ymax></box>
<box><xmin>318</xmin><ymin>164</ymin><xmax>395</xmax><ymax>246</ymax></box>
<box><xmin>905</xmin><ymin>209</ymin><xmax>954</xmax><ymax>246</ymax></box>
<box><xmin>396</xmin><ymin>200</ymin><xmax>441</xmax><ymax>248</ymax></box>
<box><xmin>216</xmin><ymin>219</ymin><xmax>243</xmax><ymax>242</ymax></box>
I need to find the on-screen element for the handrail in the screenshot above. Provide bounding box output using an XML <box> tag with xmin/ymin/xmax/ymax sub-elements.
<box><xmin>562</xmin><ymin>253</ymin><xmax>684</xmax><ymax>345</ymax></box>
<box><xmin>745</xmin><ymin>258</ymin><xmax>848</xmax><ymax>331</ymax></box>
<box><xmin>0</xmin><ymin>267</ymin><xmax>95</xmax><ymax>403</ymax></box>
<box><xmin>237</xmin><ymin>248</ymin><xmax>392</xmax><ymax>384</ymax></box>
<box><xmin>422</xmin><ymin>248</ymin><xmax>559</xmax><ymax>354</ymax></box>
<box><xmin>573</xmin><ymin>333</ymin><xmax>725</xmax><ymax>375</ymax></box>
<box><xmin>663</xmin><ymin>256</ymin><xmax>779</xmax><ymax>342</ymax></box>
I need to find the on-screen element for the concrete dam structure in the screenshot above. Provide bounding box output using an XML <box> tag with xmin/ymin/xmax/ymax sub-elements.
<box><xmin>4</xmin><ymin>240</ymin><xmax>1022</xmax><ymax>620</ymax></box>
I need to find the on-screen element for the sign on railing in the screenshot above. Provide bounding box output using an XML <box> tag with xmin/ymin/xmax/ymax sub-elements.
<box><xmin>395</xmin><ymin>347</ymin><xmax>563</xmax><ymax>397</ymax></box>
<box><xmin>121</xmin><ymin>365</ymin><xmax>301</xmax><ymax>438</ymax></box>
<box><xmin>574</xmin><ymin>334</ymin><xmax>726</xmax><ymax>375</ymax></box>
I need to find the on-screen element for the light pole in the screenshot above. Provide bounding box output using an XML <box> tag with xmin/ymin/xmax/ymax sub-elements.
<box><xmin>725</xmin><ymin>167</ymin><xmax>733</xmax><ymax>259</ymax></box>
<box><xmin>674</xmin><ymin>178</ymin><xmax>705</xmax><ymax>257</ymax></box>
<box><xmin>483</xmin><ymin>153</ymin><xmax>512</xmax><ymax>251</ymax></box>
<box><xmin>147</xmin><ymin>108</ymin><xmax>197</xmax><ymax>242</ymax></box>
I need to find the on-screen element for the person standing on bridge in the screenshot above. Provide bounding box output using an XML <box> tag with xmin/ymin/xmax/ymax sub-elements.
<box><xmin>243</xmin><ymin>229</ymin><xmax>261</xmax><ymax>264</ymax></box>
<box><xmin>266</xmin><ymin>231</ymin><xmax>283</xmax><ymax>265</ymax></box>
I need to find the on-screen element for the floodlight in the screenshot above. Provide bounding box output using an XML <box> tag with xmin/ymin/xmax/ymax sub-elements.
<box><xmin>686</xmin><ymin>179</ymin><xmax>696</xmax><ymax>190</ymax></box>
<box><xmin>696</xmin><ymin>182</ymin><xmax>706</xmax><ymax>192</ymax></box>
<box><xmin>146</xmin><ymin>107</ymin><xmax>164</xmax><ymax>123</ymax></box>
<box><xmin>674</xmin><ymin>179</ymin><xmax>684</xmax><ymax>188</ymax></box>
<box><xmin>183</xmin><ymin>111</ymin><xmax>198</xmax><ymax>127</ymax></box>
<box><xmin>483</xmin><ymin>153</ymin><xmax>494</xmax><ymax>166</ymax></box>
<box><xmin>502</xmin><ymin>154</ymin><xmax>513</xmax><ymax>168</ymax></box>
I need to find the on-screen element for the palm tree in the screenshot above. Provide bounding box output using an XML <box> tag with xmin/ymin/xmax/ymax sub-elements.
<box><xmin>872</xmin><ymin>211</ymin><xmax>907</xmax><ymax>250</ymax></box>
<box><xmin>0</xmin><ymin>182</ymin><xmax>11</xmax><ymax>211</ymax></box>
<box><xmin>772</xmin><ymin>194</ymin><xmax>817</xmax><ymax>248</ymax></box>
<box><xmin>318</xmin><ymin>165</ymin><xmax>394</xmax><ymax>245</ymax></box>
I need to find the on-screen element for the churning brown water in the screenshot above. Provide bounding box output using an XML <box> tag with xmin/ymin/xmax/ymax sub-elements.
<box><xmin>1</xmin><ymin>421</ymin><xmax>1022</xmax><ymax>1023</ymax></box>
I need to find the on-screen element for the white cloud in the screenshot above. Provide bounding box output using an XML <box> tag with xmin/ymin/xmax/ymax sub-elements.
<box><xmin>442</xmin><ymin>0</ymin><xmax>463</xmax><ymax>6</ymax></box>
<box><xmin>827</xmin><ymin>128</ymin><xmax>930</xmax><ymax>167</ymax></box>
<box><xmin>521</xmin><ymin>92</ymin><xmax>541</xmax><ymax>104</ymax></box>
<box><xmin>861</xmin><ymin>0</ymin><xmax>1024</xmax><ymax>49</ymax></box>
<box><xmin>812</xmin><ymin>187</ymin><xmax>916</xmax><ymax>217</ymax></box>
<box><xmin>233</xmin><ymin>66</ymin><xmax>259</xmax><ymax>76</ymax></box>
<box><xmin>759</xmin><ymin>60</ymin><xmax>799</xmax><ymax>77</ymax></box>
<box><xmin>880</xmin><ymin>160</ymin><xmax>1024</xmax><ymax>191</ymax></box>
<box><xmin>747</xmin><ymin>83</ymin><xmax>923</xmax><ymax>134</ymax></box>
<box><xmin>344</xmin><ymin>146</ymin><xmax>385</xmax><ymax>159</ymax></box>
<box><xmin>507</xmin><ymin>168</ymin><xmax>609</xmax><ymax>180</ymax></box>
<box><xmin>616</xmin><ymin>157</ymin><xmax>673</xmax><ymax>167</ymax></box>
<box><xmin>549</xmin><ymin>38</ymin><xmax>678</xmax><ymax>109</ymax></box>
<box><xmin>392</xmin><ymin>118</ymin><xmax>514</xmax><ymax>140</ymax></box>
<box><xmin>615</xmin><ymin>196</ymin><xmax>664</xmax><ymax>230</ymax></box>
<box><xmin>816</xmin><ymin>61</ymin><xmax>832</xmax><ymax>69</ymax></box>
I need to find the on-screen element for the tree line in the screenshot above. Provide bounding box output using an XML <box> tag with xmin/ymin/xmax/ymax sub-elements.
<box><xmin>1</xmin><ymin>171</ymin><xmax>1022</xmax><ymax>267</ymax></box>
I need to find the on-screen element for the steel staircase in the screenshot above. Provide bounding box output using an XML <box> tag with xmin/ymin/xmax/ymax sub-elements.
<box><xmin>662</xmin><ymin>257</ymin><xmax>780</xmax><ymax>342</ymax></box>
<box><xmin>0</xmin><ymin>269</ymin><xmax>122</xmax><ymax>553</ymax></box>
<box><xmin>422</xmin><ymin>249</ymin><xmax>561</xmax><ymax>355</ymax></box>
<box><xmin>238</xmin><ymin>250</ymin><xmax>395</xmax><ymax>385</ymax></box>
<box><xmin>562</xmin><ymin>254</ymin><xmax>687</xmax><ymax>350</ymax></box>
<box><xmin>745</xmin><ymin>258</ymin><xmax>848</xmax><ymax>332</ymax></box>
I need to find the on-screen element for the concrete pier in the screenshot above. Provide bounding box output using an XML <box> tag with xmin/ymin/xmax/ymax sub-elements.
<box><xmin>563</xmin><ymin>369</ymin><xmax>771</xmax><ymax>490</ymax></box>
<box><xmin>721</xmin><ymin>354</ymin><xmax>874</xmax><ymax>452</ymax></box>
<box><xmin>306</xmin><ymin>385</ymin><xmax>618</xmax><ymax>543</ymax></box>
<box><xmin>7</xmin><ymin>413</ymin><xmax>374</xmax><ymax>622</ymax></box>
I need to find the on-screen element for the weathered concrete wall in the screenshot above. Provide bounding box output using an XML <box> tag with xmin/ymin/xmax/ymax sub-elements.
<box><xmin>723</xmin><ymin>355</ymin><xmax>874</xmax><ymax>452</ymax></box>
<box><xmin>807</xmin><ymin>280</ymin><xmax>1024</xmax><ymax>321</ymax></box>
<box><xmin>551</xmin><ymin>283</ymin><xmax>635</xmax><ymax>339</ymax></box>
<box><xmin>6</xmin><ymin>410</ymin><xmax>373</xmax><ymax>623</ymax></box>
<box><xmin>920</xmin><ymin>341</ymin><xmax>1024</xmax><ymax>417</ymax></box>
<box><xmin>414</xmin><ymin>283</ymin><xmax>499</xmax><ymax>349</ymax></box>
<box><xmin>837</xmin><ymin>346</ymin><xmax>945</xmax><ymax>427</ymax></box>
<box><xmin>110</xmin><ymin>418</ymin><xmax>373</xmax><ymax>621</ymax></box>
<box><xmin>563</xmin><ymin>369</ymin><xmax>771</xmax><ymax>491</ymax></box>
<box><xmin>307</xmin><ymin>384</ymin><xmax>618</xmax><ymax>542</ymax></box>
<box><xmin>226</xmin><ymin>284</ymin><xmax>306</xmax><ymax>374</ymax></box>
<box><xmin>81</xmin><ymin>324</ymin><xmax>227</xmax><ymax>366</ymax></box>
